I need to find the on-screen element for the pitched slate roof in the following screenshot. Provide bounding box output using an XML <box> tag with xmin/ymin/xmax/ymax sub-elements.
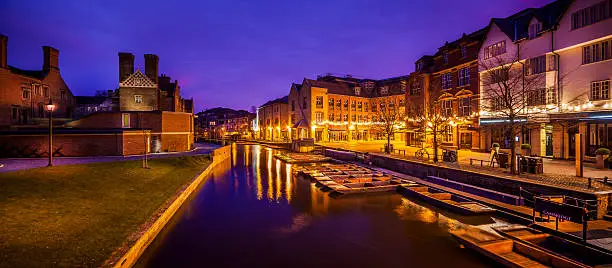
<box><xmin>491</xmin><ymin>0</ymin><xmax>572</xmax><ymax>42</ymax></box>
<box><xmin>260</xmin><ymin>95</ymin><xmax>288</xmax><ymax>107</ymax></box>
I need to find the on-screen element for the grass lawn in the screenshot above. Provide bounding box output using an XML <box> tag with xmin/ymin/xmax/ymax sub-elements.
<box><xmin>0</xmin><ymin>155</ymin><xmax>211</xmax><ymax>267</ymax></box>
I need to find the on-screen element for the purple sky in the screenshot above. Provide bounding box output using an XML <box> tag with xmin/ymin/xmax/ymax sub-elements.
<box><xmin>1</xmin><ymin>0</ymin><xmax>551</xmax><ymax>112</ymax></box>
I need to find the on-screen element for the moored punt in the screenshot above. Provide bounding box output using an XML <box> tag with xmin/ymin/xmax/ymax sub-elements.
<box><xmin>332</xmin><ymin>179</ymin><xmax>420</xmax><ymax>195</ymax></box>
<box><xmin>493</xmin><ymin>225</ymin><xmax>612</xmax><ymax>267</ymax></box>
<box><xmin>399</xmin><ymin>185</ymin><xmax>496</xmax><ymax>215</ymax></box>
<box><xmin>274</xmin><ymin>153</ymin><xmax>331</xmax><ymax>164</ymax></box>
<box><xmin>451</xmin><ymin>225</ymin><xmax>590</xmax><ymax>268</ymax></box>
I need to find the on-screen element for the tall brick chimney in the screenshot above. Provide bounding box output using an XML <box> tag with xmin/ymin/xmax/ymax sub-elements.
<box><xmin>43</xmin><ymin>46</ymin><xmax>59</xmax><ymax>72</ymax></box>
<box><xmin>144</xmin><ymin>54</ymin><xmax>159</xmax><ymax>84</ymax></box>
<box><xmin>118</xmin><ymin>52</ymin><xmax>134</xmax><ymax>83</ymax></box>
<box><xmin>0</xmin><ymin>35</ymin><xmax>7</xmax><ymax>69</ymax></box>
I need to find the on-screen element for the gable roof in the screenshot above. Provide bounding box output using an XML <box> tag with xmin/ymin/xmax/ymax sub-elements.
<box><xmin>260</xmin><ymin>95</ymin><xmax>288</xmax><ymax>107</ymax></box>
<box><xmin>8</xmin><ymin>66</ymin><xmax>48</xmax><ymax>80</ymax></box>
<box><xmin>119</xmin><ymin>69</ymin><xmax>157</xmax><ymax>88</ymax></box>
<box><xmin>490</xmin><ymin>0</ymin><xmax>572</xmax><ymax>42</ymax></box>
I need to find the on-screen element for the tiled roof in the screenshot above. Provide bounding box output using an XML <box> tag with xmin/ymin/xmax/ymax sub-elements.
<box><xmin>8</xmin><ymin>66</ymin><xmax>47</xmax><ymax>80</ymax></box>
<box><xmin>260</xmin><ymin>95</ymin><xmax>288</xmax><ymax>107</ymax></box>
<box><xmin>492</xmin><ymin>0</ymin><xmax>572</xmax><ymax>42</ymax></box>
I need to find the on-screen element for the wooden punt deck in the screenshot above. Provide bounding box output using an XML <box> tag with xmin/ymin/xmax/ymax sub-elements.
<box><xmin>451</xmin><ymin>225</ymin><xmax>590</xmax><ymax>268</ymax></box>
<box><xmin>400</xmin><ymin>185</ymin><xmax>496</xmax><ymax>215</ymax></box>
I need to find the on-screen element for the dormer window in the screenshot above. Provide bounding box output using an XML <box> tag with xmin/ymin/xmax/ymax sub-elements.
<box><xmin>461</xmin><ymin>46</ymin><xmax>467</xmax><ymax>58</ymax></box>
<box><xmin>528</xmin><ymin>22</ymin><xmax>542</xmax><ymax>40</ymax></box>
<box><xmin>354</xmin><ymin>87</ymin><xmax>361</xmax><ymax>96</ymax></box>
<box><xmin>443</xmin><ymin>53</ymin><xmax>449</xmax><ymax>64</ymax></box>
<box><xmin>416</xmin><ymin>61</ymin><xmax>423</xmax><ymax>72</ymax></box>
<box><xmin>380</xmin><ymin>86</ymin><xmax>388</xmax><ymax>95</ymax></box>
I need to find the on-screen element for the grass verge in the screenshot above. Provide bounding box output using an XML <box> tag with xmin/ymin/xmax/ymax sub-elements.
<box><xmin>0</xmin><ymin>155</ymin><xmax>211</xmax><ymax>267</ymax></box>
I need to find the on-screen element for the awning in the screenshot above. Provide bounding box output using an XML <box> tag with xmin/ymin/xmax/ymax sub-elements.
<box><xmin>292</xmin><ymin>119</ymin><xmax>310</xmax><ymax>129</ymax></box>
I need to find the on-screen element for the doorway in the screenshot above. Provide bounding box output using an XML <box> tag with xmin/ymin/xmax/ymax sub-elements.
<box><xmin>546</xmin><ymin>133</ymin><xmax>553</xmax><ymax>156</ymax></box>
<box><xmin>568</xmin><ymin>127</ymin><xmax>578</xmax><ymax>158</ymax></box>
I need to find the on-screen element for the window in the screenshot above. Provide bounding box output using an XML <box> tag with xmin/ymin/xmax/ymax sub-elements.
<box><xmin>365</xmin><ymin>102</ymin><xmax>369</xmax><ymax>112</ymax></box>
<box><xmin>351</xmin><ymin>100</ymin><xmax>356</xmax><ymax>111</ymax></box>
<box><xmin>410</xmin><ymin>79</ymin><xmax>421</xmax><ymax>96</ymax></box>
<box><xmin>358</xmin><ymin>115</ymin><xmax>363</xmax><ymax>123</ymax></box>
<box><xmin>442</xmin><ymin>53</ymin><xmax>449</xmax><ymax>64</ymax></box>
<box><xmin>399</xmin><ymin>98</ymin><xmax>405</xmax><ymax>107</ymax></box>
<box><xmin>358</xmin><ymin>101</ymin><xmax>362</xmax><ymax>111</ymax></box>
<box><xmin>388</xmin><ymin>100</ymin><xmax>395</xmax><ymax>109</ymax></box>
<box><xmin>336</xmin><ymin>99</ymin><xmax>341</xmax><ymax>108</ymax></box>
<box><xmin>60</xmin><ymin>90</ymin><xmax>66</xmax><ymax>100</ymax></box>
<box><xmin>11</xmin><ymin>107</ymin><xmax>19</xmax><ymax>121</ymax></box>
<box><xmin>528</xmin><ymin>55</ymin><xmax>547</xmax><ymax>75</ymax></box>
<box><xmin>303</xmin><ymin>97</ymin><xmax>307</xmax><ymax>109</ymax></box>
<box><xmin>484</xmin><ymin>41</ymin><xmax>506</xmax><ymax>59</ymax></box>
<box><xmin>379</xmin><ymin>101</ymin><xmax>386</xmax><ymax>111</ymax></box>
<box><xmin>343</xmin><ymin>114</ymin><xmax>348</xmax><ymax>121</ymax></box>
<box><xmin>461</xmin><ymin>46</ymin><xmax>467</xmax><ymax>58</ymax></box>
<box><xmin>355</xmin><ymin>87</ymin><xmax>361</xmax><ymax>96</ymax></box>
<box><xmin>351</xmin><ymin>114</ymin><xmax>356</xmax><ymax>122</ymax></box>
<box><xmin>315</xmin><ymin>112</ymin><xmax>324</xmax><ymax>123</ymax></box>
<box><xmin>315</xmin><ymin>96</ymin><xmax>323</xmax><ymax>108</ymax></box>
<box><xmin>134</xmin><ymin>95</ymin><xmax>143</xmax><ymax>103</ymax></box>
<box><xmin>582</xmin><ymin>39</ymin><xmax>611</xmax><ymax>64</ymax></box>
<box><xmin>328</xmin><ymin>98</ymin><xmax>334</xmax><ymax>110</ymax></box>
<box><xmin>571</xmin><ymin>1</ymin><xmax>610</xmax><ymax>30</ymax></box>
<box><xmin>442</xmin><ymin>126</ymin><xmax>453</xmax><ymax>143</ymax></box>
<box><xmin>380</xmin><ymin>86</ymin><xmax>388</xmax><ymax>95</ymax></box>
<box><xmin>441</xmin><ymin>100</ymin><xmax>453</xmax><ymax>117</ymax></box>
<box><xmin>528</xmin><ymin>88</ymin><xmax>557</xmax><ymax>106</ymax></box>
<box><xmin>22</xmin><ymin>88</ymin><xmax>30</xmax><ymax>99</ymax></box>
<box><xmin>458</xmin><ymin>67</ymin><xmax>470</xmax><ymax>86</ymax></box>
<box><xmin>458</xmin><ymin>97</ymin><xmax>471</xmax><ymax>116</ymax></box>
<box><xmin>43</xmin><ymin>86</ymin><xmax>49</xmax><ymax>97</ymax></box>
<box><xmin>528</xmin><ymin>22</ymin><xmax>542</xmax><ymax>40</ymax></box>
<box><xmin>122</xmin><ymin>113</ymin><xmax>130</xmax><ymax>128</ymax></box>
<box><xmin>371</xmin><ymin>102</ymin><xmax>377</xmax><ymax>112</ymax></box>
<box><xmin>441</xmin><ymin>73</ymin><xmax>453</xmax><ymax>89</ymax></box>
<box><xmin>328</xmin><ymin>113</ymin><xmax>334</xmax><ymax>121</ymax></box>
<box><xmin>400</xmin><ymin>80</ymin><xmax>407</xmax><ymax>92</ymax></box>
<box><xmin>336</xmin><ymin>114</ymin><xmax>341</xmax><ymax>122</ymax></box>
<box><xmin>291</xmin><ymin>100</ymin><xmax>295</xmax><ymax>111</ymax></box>
<box><xmin>32</xmin><ymin>84</ymin><xmax>41</xmax><ymax>96</ymax></box>
<box><xmin>343</xmin><ymin>100</ymin><xmax>348</xmax><ymax>110</ymax></box>
<box><xmin>591</xmin><ymin>80</ymin><xmax>610</xmax><ymax>101</ymax></box>
<box><xmin>488</xmin><ymin>68</ymin><xmax>508</xmax><ymax>84</ymax></box>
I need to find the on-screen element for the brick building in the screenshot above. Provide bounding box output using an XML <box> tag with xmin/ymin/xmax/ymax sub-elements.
<box><xmin>195</xmin><ymin>107</ymin><xmax>255</xmax><ymax>139</ymax></box>
<box><xmin>287</xmin><ymin>74</ymin><xmax>406</xmax><ymax>142</ymax></box>
<box><xmin>256</xmin><ymin>96</ymin><xmax>289</xmax><ymax>141</ymax></box>
<box><xmin>405</xmin><ymin>29</ymin><xmax>485</xmax><ymax>150</ymax></box>
<box><xmin>0</xmin><ymin>34</ymin><xmax>75</xmax><ymax>128</ymax></box>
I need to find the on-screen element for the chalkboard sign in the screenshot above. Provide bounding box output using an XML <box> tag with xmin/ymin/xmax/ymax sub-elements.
<box><xmin>535</xmin><ymin>198</ymin><xmax>585</xmax><ymax>224</ymax></box>
<box><xmin>488</xmin><ymin>150</ymin><xmax>497</xmax><ymax>166</ymax></box>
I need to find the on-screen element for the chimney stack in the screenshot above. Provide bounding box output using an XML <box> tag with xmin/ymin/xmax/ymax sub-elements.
<box><xmin>144</xmin><ymin>54</ymin><xmax>159</xmax><ymax>84</ymax></box>
<box><xmin>118</xmin><ymin>52</ymin><xmax>134</xmax><ymax>83</ymax></box>
<box><xmin>43</xmin><ymin>46</ymin><xmax>59</xmax><ymax>72</ymax></box>
<box><xmin>0</xmin><ymin>35</ymin><xmax>7</xmax><ymax>69</ymax></box>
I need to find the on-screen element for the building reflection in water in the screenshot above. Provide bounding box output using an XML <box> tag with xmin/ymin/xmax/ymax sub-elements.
<box><xmin>255</xmin><ymin>146</ymin><xmax>263</xmax><ymax>200</ymax></box>
<box><xmin>285</xmin><ymin>163</ymin><xmax>292</xmax><ymax>203</ymax></box>
<box><xmin>394</xmin><ymin>197</ymin><xmax>463</xmax><ymax>232</ymax></box>
<box><xmin>267</xmin><ymin>149</ymin><xmax>273</xmax><ymax>201</ymax></box>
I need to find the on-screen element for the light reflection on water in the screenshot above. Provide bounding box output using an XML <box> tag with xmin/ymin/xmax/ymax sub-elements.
<box><xmin>136</xmin><ymin>144</ymin><xmax>494</xmax><ymax>268</ymax></box>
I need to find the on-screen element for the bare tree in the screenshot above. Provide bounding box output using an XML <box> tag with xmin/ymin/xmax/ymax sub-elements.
<box><xmin>479</xmin><ymin>50</ymin><xmax>547</xmax><ymax>174</ymax></box>
<box><xmin>407</xmin><ymin>88</ymin><xmax>450</xmax><ymax>162</ymax></box>
<box><xmin>372</xmin><ymin>101</ymin><xmax>406</xmax><ymax>153</ymax></box>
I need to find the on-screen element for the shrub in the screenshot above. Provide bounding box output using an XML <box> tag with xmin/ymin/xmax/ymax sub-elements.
<box><xmin>492</xmin><ymin>143</ymin><xmax>500</xmax><ymax>148</ymax></box>
<box><xmin>595</xmin><ymin>148</ymin><xmax>611</xmax><ymax>155</ymax></box>
<box><xmin>521</xmin><ymin>144</ymin><xmax>531</xmax><ymax>150</ymax></box>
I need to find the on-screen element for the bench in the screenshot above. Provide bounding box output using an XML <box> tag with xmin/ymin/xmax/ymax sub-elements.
<box><xmin>394</xmin><ymin>149</ymin><xmax>406</xmax><ymax>156</ymax></box>
<box><xmin>470</xmin><ymin>158</ymin><xmax>486</xmax><ymax>167</ymax></box>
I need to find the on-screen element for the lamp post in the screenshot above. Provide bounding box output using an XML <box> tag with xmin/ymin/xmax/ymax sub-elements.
<box><xmin>45</xmin><ymin>100</ymin><xmax>56</xmax><ymax>167</ymax></box>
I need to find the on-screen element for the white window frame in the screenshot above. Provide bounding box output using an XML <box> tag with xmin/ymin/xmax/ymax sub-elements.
<box><xmin>591</xmin><ymin>80</ymin><xmax>610</xmax><ymax>101</ymax></box>
<box><xmin>134</xmin><ymin>95</ymin><xmax>143</xmax><ymax>104</ymax></box>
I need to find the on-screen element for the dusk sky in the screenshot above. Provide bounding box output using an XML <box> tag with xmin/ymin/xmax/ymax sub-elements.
<box><xmin>1</xmin><ymin>0</ymin><xmax>551</xmax><ymax>112</ymax></box>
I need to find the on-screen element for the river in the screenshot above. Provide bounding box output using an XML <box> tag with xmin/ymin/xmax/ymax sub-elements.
<box><xmin>136</xmin><ymin>144</ymin><xmax>495</xmax><ymax>267</ymax></box>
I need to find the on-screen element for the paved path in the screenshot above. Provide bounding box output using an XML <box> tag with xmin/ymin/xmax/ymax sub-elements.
<box><xmin>319</xmin><ymin>140</ymin><xmax>612</xmax><ymax>191</ymax></box>
<box><xmin>0</xmin><ymin>143</ymin><xmax>220</xmax><ymax>173</ymax></box>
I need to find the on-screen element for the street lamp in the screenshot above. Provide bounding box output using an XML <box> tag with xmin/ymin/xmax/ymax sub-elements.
<box><xmin>45</xmin><ymin>100</ymin><xmax>56</xmax><ymax>167</ymax></box>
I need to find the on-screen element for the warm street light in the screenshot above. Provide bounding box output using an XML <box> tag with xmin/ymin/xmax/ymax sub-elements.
<box><xmin>45</xmin><ymin>100</ymin><xmax>56</xmax><ymax>167</ymax></box>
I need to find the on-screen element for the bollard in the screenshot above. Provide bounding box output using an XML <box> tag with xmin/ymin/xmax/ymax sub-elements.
<box><xmin>588</xmin><ymin>177</ymin><xmax>592</xmax><ymax>188</ymax></box>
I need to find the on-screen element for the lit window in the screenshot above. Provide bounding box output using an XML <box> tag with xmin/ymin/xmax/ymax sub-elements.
<box><xmin>591</xmin><ymin>80</ymin><xmax>610</xmax><ymax>101</ymax></box>
<box><xmin>380</xmin><ymin>86</ymin><xmax>388</xmax><ymax>95</ymax></box>
<box><xmin>315</xmin><ymin>112</ymin><xmax>324</xmax><ymax>123</ymax></box>
<box><xmin>484</xmin><ymin>41</ymin><xmax>506</xmax><ymax>59</ymax></box>
<box><xmin>458</xmin><ymin>97</ymin><xmax>471</xmax><ymax>116</ymax></box>
<box><xmin>315</xmin><ymin>96</ymin><xmax>323</xmax><ymax>108</ymax></box>
<box><xmin>22</xmin><ymin>88</ymin><xmax>30</xmax><ymax>99</ymax></box>
<box><xmin>122</xmin><ymin>113</ymin><xmax>130</xmax><ymax>128</ymax></box>
<box><xmin>135</xmin><ymin>95</ymin><xmax>143</xmax><ymax>103</ymax></box>
<box><xmin>441</xmin><ymin>100</ymin><xmax>453</xmax><ymax>116</ymax></box>
<box><xmin>354</xmin><ymin>87</ymin><xmax>361</xmax><ymax>96</ymax></box>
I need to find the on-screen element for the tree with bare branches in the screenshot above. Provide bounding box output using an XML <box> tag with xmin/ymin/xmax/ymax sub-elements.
<box><xmin>406</xmin><ymin>88</ymin><xmax>451</xmax><ymax>162</ymax></box>
<box><xmin>372</xmin><ymin>100</ymin><xmax>406</xmax><ymax>153</ymax></box>
<box><xmin>479</xmin><ymin>50</ymin><xmax>547</xmax><ymax>174</ymax></box>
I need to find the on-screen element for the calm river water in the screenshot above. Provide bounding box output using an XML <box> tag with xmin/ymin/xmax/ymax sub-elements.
<box><xmin>136</xmin><ymin>144</ymin><xmax>495</xmax><ymax>267</ymax></box>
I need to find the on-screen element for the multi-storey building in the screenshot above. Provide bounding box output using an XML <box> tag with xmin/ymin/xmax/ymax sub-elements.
<box><xmin>288</xmin><ymin>74</ymin><xmax>406</xmax><ymax>142</ymax></box>
<box><xmin>256</xmin><ymin>96</ymin><xmax>289</xmax><ymax>141</ymax></box>
<box><xmin>406</xmin><ymin>29</ymin><xmax>485</xmax><ymax>150</ymax></box>
<box><xmin>478</xmin><ymin>0</ymin><xmax>612</xmax><ymax>157</ymax></box>
<box><xmin>195</xmin><ymin>107</ymin><xmax>255</xmax><ymax>139</ymax></box>
<box><xmin>0</xmin><ymin>35</ymin><xmax>75</xmax><ymax>128</ymax></box>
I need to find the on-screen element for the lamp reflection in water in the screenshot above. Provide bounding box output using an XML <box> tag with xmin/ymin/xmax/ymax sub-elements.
<box><xmin>267</xmin><ymin>149</ymin><xmax>273</xmax><ymax>200</ymax></box>
<box><xmin>285</xmin><ymin>163</ymin><xmax>292</xmax><ymax>203</ymax></box>
<box><xmin>394</xmin><ymin>198</ymin><xmax>464</xmax><ymax>231</ymax></box>
<box><xmin>255</xmin><ymin>146</ymin><xmax>262</xmax><ymax>200</ymax></box>
<box><xmin>275</xmin><ymin>159</ymin><xmax>281</xmax><ymax>201</ymax></box>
